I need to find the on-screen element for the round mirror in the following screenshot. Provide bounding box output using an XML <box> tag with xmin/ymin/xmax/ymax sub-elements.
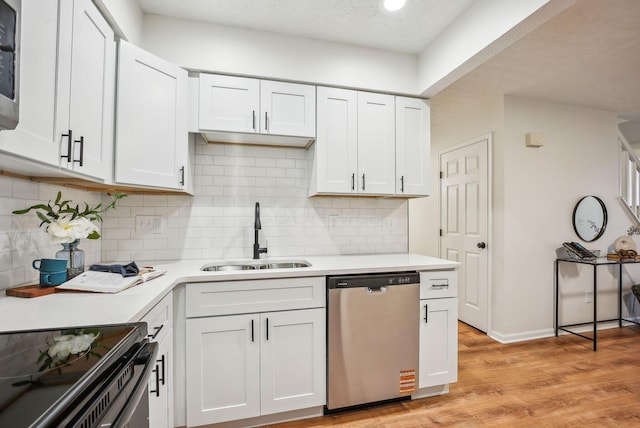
<box><xmin>572</xmin><ymin>196</ymin><xmax>607</xmax><ymax>242</ymax></box>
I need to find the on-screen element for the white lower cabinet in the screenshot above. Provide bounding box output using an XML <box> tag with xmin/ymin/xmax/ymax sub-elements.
<box><xmin>418</xmin><ymin>297</ymin><xmax>458</xmax><ymax>388</ymax></box>
<box><xmin>149</xmin><ymin>327</ymin><xmax>174</xmax><ymax>428</ymax></box>
<box><xmin>186</xmin><ymin>308</ymin><xmax>325</xmax><ymax>427</ymax></box>
<box><xmin>139</xmin><ymin>293</ymin><xmax>174</xmax><ymax>428</ymax></box>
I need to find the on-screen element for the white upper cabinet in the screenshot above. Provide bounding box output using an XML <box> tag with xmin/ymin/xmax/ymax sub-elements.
<box><xmin>260</xmin><ymin>80</ymin><xmax>315</xmax><ymax>137</ymax></box>
<box><xmin>55</xmin><ymin>0</ymin><xmax>115</xmax><ymax>181</ymax></box>
<box><xmin>310</xmin><ymin>89</ymin><xmax>431</xmax><ymax>198</ymax></box>
<box><xmin>312</xmin><ymin>87</ymin><xmax>358</xmax><ymax>194</ymax></box>
<box><xmin>0</xmin><ymin>0</ymin><xmax>115</xmax><ymax>182</ymax></box>
<box><xmin>357</xmin><ymin>91</ymin><xmax>396</xmax><ymax>195</ymax></box>
<box><xmin>199</xmin><ymin>74</ymin><xmax>260</xmax><ymax>133</ymax></box>
<box><xmin>310</xmin><ymin>88</ymin><xmax>396</xmax><ymax>196</ymax></box>
<box><xmin>194</xmin><ymin>74</ymin><xmax>316</xmax><ymax>147</ymax></box>
<box><xmin>115</xmin><ymin>40</ymin><xmax>189</xmax><ymax>191</ymax></box>
<box><xmin>396</xmin><ymin>97</ymin><xmax>431</xmax><ymax>196</ymax></box>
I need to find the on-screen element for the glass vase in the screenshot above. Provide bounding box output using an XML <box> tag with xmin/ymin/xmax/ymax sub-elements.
<box><xmin>55</xmin><ymin>239</ymin><xmax>85</xmax><ymax>279</ymax></box>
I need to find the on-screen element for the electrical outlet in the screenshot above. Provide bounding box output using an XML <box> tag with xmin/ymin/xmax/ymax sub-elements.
<box><xmin>585</xmin><ymin>291</ymin><xmax>592</xmax><ymax>303</ymax></box>
<box><xmin>136</xmin><ymin>215</ymin><xmax>164</xmax><ymax>234</ymax></box>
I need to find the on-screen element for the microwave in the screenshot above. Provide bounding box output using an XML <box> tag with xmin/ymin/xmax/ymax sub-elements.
<box><xmin>0</xmin><ymin>0</ymin><xmax>19</xmax><ymax>130</ymax></box>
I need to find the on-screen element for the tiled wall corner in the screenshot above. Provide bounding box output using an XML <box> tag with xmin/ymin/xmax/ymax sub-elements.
<box><xmin>0</xmin><ymin>175</ymin><xmax>102</xmax><ymax>290</ymax></box>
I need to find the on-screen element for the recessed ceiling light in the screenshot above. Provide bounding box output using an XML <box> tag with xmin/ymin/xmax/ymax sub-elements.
<box><xmin>382</xmin><ymin>0</ymin><xmax>406</xmax><ymax>12</ymax></box>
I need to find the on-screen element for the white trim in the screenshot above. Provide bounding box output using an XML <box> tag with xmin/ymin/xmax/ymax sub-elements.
<box><xmin>489</xmin><ymin>328</ymin><xmax>555</xmax><ymax>344</ymax></box>
<box><xmin>489</xmin><ymin>321</ymin><xmax>639</xmax><ymax>344</ymax></box>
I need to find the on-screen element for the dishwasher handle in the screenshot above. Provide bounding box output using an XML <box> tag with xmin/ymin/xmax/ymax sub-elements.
<box><xmin>366</xmin><ymin>286</ymin><xmax>388</xmax><ymax>294</ymax></box>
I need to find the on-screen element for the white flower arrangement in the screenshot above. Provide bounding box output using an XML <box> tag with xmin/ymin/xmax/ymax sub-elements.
<box><xmin>34</xmin><ymin>328</ymin><xmax>104</xmax><ymax>374</ymax></box>
<box><xmin>47</xmin><ymin>215</ymin><xmax>100</xmax><ymax>244</ymax></box>
<box><xmin>47</xmin><ymin>332</ymin><xmax>99</xmax><ymax>360</ymax></box>
<box><xmin>12</xmin><ymin>191</ymin><xmax>126</xmax><ymax>243</ymax></box>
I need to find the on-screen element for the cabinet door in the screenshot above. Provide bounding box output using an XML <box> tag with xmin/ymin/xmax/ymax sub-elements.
<box><xmin>357</xmin><ymin>92</ymin><xmax>395</xmax><ymax>195</ymax></box>
<box><xmin>148</xmin><ymin>328</ymin><xmax>173</xmax><ymax>428</ymax></box>
<box><xmin>115</xmin><ymin>40</ymin><xmax>188</xmax><ymax>189</ymax></box>
<box><xmin>418</xmin><ymin>298</ymin><xmax>458</xmax><ymax>388</ymax></box>
<box><xmin>186</xmin><ymin>315</ymin><xmax>260</xmax><ymax>426</ymax></box>
<box><xmin>260</xmin><ymin>80</ymin><xmax>315</xmax><ymax>137</ymax></box>
<box><xmin>56</xmin><ymin>0</ymin><xmax>115</xmax><ymax>180</ymax></box>
<box><xmin>260</xmin><ymin>308</ymin><xmax>326</xmax><ymax>415</ymax></box>
<box><xmin>199</xmin><ymin>74</ymin><xmax>259</xmax><ymax>133</ymax></box>
<box><xmin>313</xmin><ymin>86</ymin><xmax>358</xmax><ymax>194</ymax></box>
<box><xmin>0</xmin><ymin>0</ymin><xmax>58</xmax><ymax>164</ymax></box>
<box><xmin>396</xmin><ymin>97</ymin><xmax>430</xmax><ymax>196</ymax></box>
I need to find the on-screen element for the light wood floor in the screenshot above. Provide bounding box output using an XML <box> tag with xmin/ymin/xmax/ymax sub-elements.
<box><xmin>266</xmin><ymin>322</ymin><xmax>640</xmax><ymax>427</ymax></box>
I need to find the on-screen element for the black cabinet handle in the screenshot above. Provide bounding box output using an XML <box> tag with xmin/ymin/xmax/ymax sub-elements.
<box><xmin>266</xmin><ymin>318</ymin><xmax>269</xmax><ymax>341</ymax></box>
<box><xmin>150</xmin><ymin>363</ymin><xmax>160</xmax><ymax>397</ymax></box>
<box><xmin>351</xmin><ymin>173</ymin><xmax>355</xmax><ymax>191</ymax></box>
<box><xmin>147</xmin><ymin>324</ymin><xmax>163</xmax><ymax>340</ymax></box>
<box><xmin>424</xmin><ymin>303</ymin><xmax>428</xmax><ymax>324</ymax></box>
<box><xmin>400</xmin><ymin>175</ymin><xmax>404</xmax><ymax>192</ymax></box>
<box><xmin>251</xmin><ymin>319</ymin><xmax>254</xmax><ymax>342</ymax></box>
<box><xmin>157</xmin><ymin>354</ymin><xmax>166</xmax><ymax>385</ymax></box>
<box><xmin>362</xmin><ymin>173</ymin><xmax>366</xmax><ymax>191</ymax></box>
<box><xmin>61</xmin><ymin>129</ymin><xmax>72</xmax><ymax>162</ymax></box>
<box><xmin>265</xmin><ymin>112</ymin><xmax>268</xmax><ymax>131</ymax></box>
<box><xmin>179</xmin><ymin>166</ymin><xmax>185</xmax><ymax>186</ymax></box>
<box><xmin>252</xmin><ymin>110</ymin><xmax>256</xmax><ymax>130</ymax></box>
<box><xmin>73</xmin><ymin>136</ymin><xmax>84</xmax><ymax>166</ymax></box>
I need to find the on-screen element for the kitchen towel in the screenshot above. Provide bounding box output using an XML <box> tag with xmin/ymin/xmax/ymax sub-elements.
<box><xmin>89</xmin><ymin>261</ymin><xmax>139</xmax><ymax>277</ymax></box>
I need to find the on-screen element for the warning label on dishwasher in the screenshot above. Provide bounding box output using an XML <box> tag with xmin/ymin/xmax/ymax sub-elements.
<box><xmin>399</xmin><ymin>369</ymin><xmax>416</xmax><ymax>394</ymax></box>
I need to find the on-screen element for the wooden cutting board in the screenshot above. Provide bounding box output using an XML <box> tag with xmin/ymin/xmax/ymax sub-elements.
<box><xmin>6</xmin><ymin>284</ymin><xmax>60</xmax><ymax>298</ymax></box>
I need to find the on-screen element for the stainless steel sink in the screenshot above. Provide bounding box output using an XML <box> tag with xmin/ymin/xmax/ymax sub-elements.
<box><xmin>263</xmin><ymin>262</ymin><xmax>310</xmax><ymax>269</ymax></box>
<box><xmin>201</xmin><ymin>260</ymin><xmax>310</xmax><ymax>271</ymax></box>
<box><xmin>201</xmin><ymin>263</ymin><xmax>260</xmax><ymax>271</ymax></box>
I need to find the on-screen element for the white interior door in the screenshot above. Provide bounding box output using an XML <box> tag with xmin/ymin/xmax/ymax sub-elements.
<box><xmin>440</xmin><ymin>135</ymin><xmax>490</xmax><ymax>332</ymax></box>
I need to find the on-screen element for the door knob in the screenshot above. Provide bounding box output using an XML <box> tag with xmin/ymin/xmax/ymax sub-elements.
<box><xmin>477</xmin><ymin>242</ymin><xmax>486</xmax><ymax>249</ymax></box>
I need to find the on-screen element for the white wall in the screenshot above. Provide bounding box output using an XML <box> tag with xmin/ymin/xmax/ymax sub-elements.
<box><xmin>95</xmin><ymin>0</ymin><xmax>144</xmax><ymax>45</ymax></box>
<box><xmin>141</xmin><ymin>15</ymin><xmax>419</xmax><ymax>95</ymax></box>
<box><xmin>497</xmin><ymin>97</ymin><xmax>636</xmax><ymax>341</ymax></box>
<box><xmin>417</xmin><ymin>0</ymin><xmax>558</xmax><ymax>97</ymax></box>
<box><xmin>99</xmin><ymin>141</ymin><xmax>408</xmax><ymax>262</ymax></box>
<box><xmin>410</xmin><ymin>94</ymin><xmax>640</xmax><ymax>341</ymax></box>
<box><xmin>0</xmin><ymin>176</ymin><xmax>102</xmax><ymax>290</ymax></box>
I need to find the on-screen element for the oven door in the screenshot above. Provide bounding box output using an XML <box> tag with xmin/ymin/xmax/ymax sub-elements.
<box><xmin>71</xmin><ymin>340</ymin><xmax>159</xmax><ymax>428</ymax></box>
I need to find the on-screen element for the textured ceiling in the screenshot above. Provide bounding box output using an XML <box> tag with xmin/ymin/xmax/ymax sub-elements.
<box><xmin>431</xmin><ymin>0</ymin><xmax>640</xmax><ymax>142</ymax></box>
<box><xmin>136</xmin><ymin>0</ymin><xmax>640</xmax><ymax>142</ymax></box>
<box><xmin>136</xmin><ymin>0</ymin><xmax>475</xmax><ymax>54</ymax></box>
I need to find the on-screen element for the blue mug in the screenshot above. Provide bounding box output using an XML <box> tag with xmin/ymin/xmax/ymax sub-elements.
<box><xmin>32</xmin><ymin>258</ymin><xmax>68</xmax><ymax>287</ymax></box>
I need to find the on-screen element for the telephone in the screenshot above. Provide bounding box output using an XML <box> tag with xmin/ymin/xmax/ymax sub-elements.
<box><xmin>562</xmin><ymin>241</ymin><xmax>597</xmax><ymax>259</ymax></box>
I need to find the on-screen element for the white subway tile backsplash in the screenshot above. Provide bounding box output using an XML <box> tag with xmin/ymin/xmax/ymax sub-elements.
<box><xmin>2</xmin><ymin>142</ymin><xmax>409</xmax><ymax>278</ymax></box>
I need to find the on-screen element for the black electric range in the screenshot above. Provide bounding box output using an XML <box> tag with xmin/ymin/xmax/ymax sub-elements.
<box><xmin>0</xmin><ymin>323</ymin><xmax>157</xmax><ymax>427</ymax></box>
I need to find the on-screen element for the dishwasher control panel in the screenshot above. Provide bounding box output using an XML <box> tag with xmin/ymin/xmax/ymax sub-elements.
<box><xmin>327</xmin><ymin>272</ymin><xmax>419</xmax><ymax>289</ymax></box>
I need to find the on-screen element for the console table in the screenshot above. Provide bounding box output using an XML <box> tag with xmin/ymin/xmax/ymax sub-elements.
<box><xmin>555</xmin><ymin>257</ymin><xmax>640</xmax><ymax>351</ymax></box>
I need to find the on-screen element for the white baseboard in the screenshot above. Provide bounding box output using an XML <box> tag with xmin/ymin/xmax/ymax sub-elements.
<box><xmin>489</xmin><ymin>319</ymin><xmax>640</xmax><ymax>344</ymax></box>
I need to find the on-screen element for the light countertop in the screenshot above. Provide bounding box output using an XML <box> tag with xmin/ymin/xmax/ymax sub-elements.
<box><xmin>0</xmin><ymin>253</ymin><xmax>458</xmax><ymax>332</ymax></box>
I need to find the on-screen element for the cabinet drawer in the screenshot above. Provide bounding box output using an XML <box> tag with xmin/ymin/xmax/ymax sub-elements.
<box><xmin>420</xmin><ymin>270</ymin><xmax>458</xmax><ymax>299</ymax></box>
<box><xmin>140</xmin><ymin>292</ymin><xmax>173</xmax><ymax>343</ymax></box>
<box><xmin>186</xmin><ymin>277</ymin><xmax>325</xmax><ymax>318</ymax></box>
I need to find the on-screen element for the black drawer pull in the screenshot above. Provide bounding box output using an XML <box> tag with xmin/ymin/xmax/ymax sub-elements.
<box><xmin>147</xmin><ymin>324</ymin><xmax>164</xmax><ymax>340</ymax></box>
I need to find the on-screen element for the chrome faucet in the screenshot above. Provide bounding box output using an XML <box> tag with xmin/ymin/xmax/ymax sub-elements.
<box><xmin>253</xmin><ymin>202</ymin><xmax>268</xmax><ymax>259</ymax></box>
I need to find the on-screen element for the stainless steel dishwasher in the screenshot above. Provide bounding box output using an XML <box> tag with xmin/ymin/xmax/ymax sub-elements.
<box><xmin>326</xmin><ymin>272</ymin><xmax>420</xmax><ymax>411</ymax></box>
